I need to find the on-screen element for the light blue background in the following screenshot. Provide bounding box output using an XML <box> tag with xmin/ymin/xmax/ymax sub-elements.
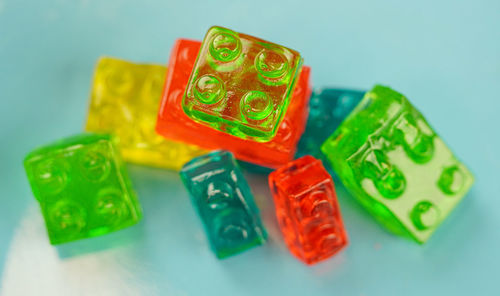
<box><xmin>1</xmin><ymin>0</ymin><xmax>499</xmax><ymax>295</ymax></box>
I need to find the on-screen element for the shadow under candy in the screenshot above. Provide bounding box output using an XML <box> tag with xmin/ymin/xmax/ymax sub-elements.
<box><xmin>56</xmin><ymin>222</ymin><xmax>146</xmax><ymax>259</ymax></box>
<box><xmin>56</xmin><ymin>163</ymin><xmax>185</xmax><ymax>259</ymax></box>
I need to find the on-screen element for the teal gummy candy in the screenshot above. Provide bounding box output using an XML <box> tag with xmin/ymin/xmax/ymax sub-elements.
<box><xmin>296</xmin><ymin>88</ymin><xmax>365</xmax><ymax>175</ymax></box>
<box><xmin>180</xmin><ymin>150</ymin><xmax>267</xmax><ymax>258</ymax></box>
<box><xmin>321</xmin><ymin>85</ymin><xmax>474</xmax><ymax>243</ymax></box>
<box><xmin>24</xmin><ymin>133</ymin><xmax>142</xmax><ymax>245</ymax></box>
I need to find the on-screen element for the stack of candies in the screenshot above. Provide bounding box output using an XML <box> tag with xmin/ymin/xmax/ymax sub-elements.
<box><xmin>24</xmin><ymin>26</ymin><xmax>474</xmax><ymax>265</ymax></box>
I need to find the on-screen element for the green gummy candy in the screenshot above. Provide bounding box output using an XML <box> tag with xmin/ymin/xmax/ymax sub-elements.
<box><xmin>24</xmin><ymin>133</ymin><xmax>142</xmax><ymax>245</ymax></box>
<box><xmin>321</xmin><ymin>85</ymin><xmax>474</xmax><ymax>243</ymax></box>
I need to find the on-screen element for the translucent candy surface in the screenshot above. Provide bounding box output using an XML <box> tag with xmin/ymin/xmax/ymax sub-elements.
<box><xmin>180</xmin><ymin>150</ymin><xmax>267</xmax><ymax>258</ymax></box>
<box><xmin>24</xmin><ymin>133</ymin><xmax>142</xmax><ymax>244</ymax></box>
<box><xmin>269</xmin><ymin>156</ymin><xmax>348</xmax><ymax>264</ymax></box>
<box><xmin>296</xmin><ymin>88</ymin><xmax>365</xmax><ymax>167</ymax></box>
<box><xmin>156</xmin><ymin>39</ymin><xmax>311</xmax><ymax>168</ymax></box>
<box><xmin>181</xmin><ymin>26</ymin><xmax>303</xmax><ymax>142</ymax></box>
<box><xmin>321</xmin><ymin>85</ymin><xmax>474</xmax><ymax>243</ymax></box>
<box><xmin>86</xmin><ymin>57</ymin><xmax>206</xmax><ymax>170</ymax></box>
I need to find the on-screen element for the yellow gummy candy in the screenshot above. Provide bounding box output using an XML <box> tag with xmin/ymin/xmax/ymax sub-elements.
<box><xmin>86</xmin><ymin>57</ymin><xmax>207</xmax><ymax>170</ymax></box>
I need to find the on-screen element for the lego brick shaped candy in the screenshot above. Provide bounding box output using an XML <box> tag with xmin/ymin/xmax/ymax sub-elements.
<box><xmin>321</xmin><ymin>85</ymin><xmax>474</xmax><ymax>243</ymax></box>
<box><xmin>86</xmin><ymin>57</ymin><xmax>206</xmax><ymax>170</ymax></box>
<box><xmin>156</xmin><ymin>39</ymin><xmax>311</xmax><ymax>168</ymax></box>
<box><xmin>24</xmin><ymin>133</ymin><xmax>142</xmax><ymax>245</ymax></box>
<box><xmin>180</xmin><ymin>150</ymin><xmax>267</xmax><ymax>258</ymax></box>
<box><xmin>182</xmin><ymin>26</ymin><xmax>303</xmax><ymax>142</ymax></box>
<box><xmin>296</xmin><ymin>88</ymin><xmax>365</xmax><ymax>162</ymax></box>
<box><xmin>269</xmin><ymin>155</ymin><xmax>348</xmax><ymax>264</ymax></box>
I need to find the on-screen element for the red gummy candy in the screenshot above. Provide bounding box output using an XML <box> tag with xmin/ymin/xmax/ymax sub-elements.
<box><xmin>269</xmin><ymin>155</ymin><xmax>348</xmax><ymax>264</ymax></box>
<box><xmin>156</xmin><ymin>39</ymin><xmax>312</xmax><ymax>168</ymax></box>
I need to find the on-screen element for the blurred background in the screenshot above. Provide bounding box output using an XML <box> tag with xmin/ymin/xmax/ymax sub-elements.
<box><xmin>1</xmin><ymin>0</ymin><xmax>499</xmax><ymax>295</ymax></box>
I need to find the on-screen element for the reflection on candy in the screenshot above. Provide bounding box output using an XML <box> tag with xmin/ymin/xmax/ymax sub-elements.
<box><xmin>156</xmin><ymin>39</ymin><xmax>311</xmax><ymax>169</ymax></box>
<box><xmin>269</xmin><ymin>155</ymin><xmax>348</xmax><ymax>264</ymax></box>
<box><xmin>182</xmin><ymin>26</ymin><xmax>303</xmax><ymax>142</ymax></box>
<box><xmin>24</xmin><ymin>133</ymin><xmax>142</xmax><ymax>244</ymax></box>
<box><xmin>180</xmin><ymin>150</ymin><xmax>266</xmax><ymax>258</ymax></box>
<box><xmin>321</xmin><ymin>85</ymin><xmax>474</xmax><ymax>243</ymax></box>
<box><xmin>86</xmin><ymin>57</ymin><xmax>207</xmax><ymax>170</ymax></box>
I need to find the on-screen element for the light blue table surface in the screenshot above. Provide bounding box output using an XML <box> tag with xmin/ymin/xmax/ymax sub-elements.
<box><xmin>1</xmin><ymin>0</ymin><xmax>499</xmax><ymax>295</ymax></box>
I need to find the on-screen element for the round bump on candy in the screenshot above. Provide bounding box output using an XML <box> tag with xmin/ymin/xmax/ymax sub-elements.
<box><xmin>103</xmin><ymin>67</ymin><xmax>134</xmax><ymax>95</ymax></box>
<box><xmin>213</xmin><ymin>208</ymin><xmax>254</xmax><ymax>246</ymax></box>
<box><xmin>94</xmin><ymin>189</ymin><xmax>129</xmax><ymax>224</ymax></box>
<box><xmin>206</xmin><ymin>181</ymin><xmax>234</xmax><ymax>210</ymax></box>
<box><xmin>394</xmin><ymin>115</ymin><xmax>435</xmax><ymax>163</ymax></box>
<box><xmin>80</xmin><ymin>149</ymin><xmax>111</xmax><ymax>182</ymax></box>
<box><xmin>410</xmin><ymin>201</ymin><xmax>440</xmax><ymax>230</ymax></box>
<box><xmin>240</xmin><ymin>91</ymin><xmax>273</xmax><ymax>121</ymax></box>
<box><xmin>97</xmin><ymin>104</ymin><xmax>124</xmax><ymax>127</ymax></box>
<box><xmin>35</xmin><ymin>159</ymin><xmax>68</xmax><ymax>196</ymax></box>
<box><xmin>318</xmin><ymin>232</ymin><xmax>341</xmax><ymax>253</ymax></box>
<box><xmin>406</xmin><ymin>134</ymin><xmax>434</xmax><ymax>163</ymax></box>
<box><xmin>219</xmin><ymin>221</ymin><xmax>250</xmax><ymax>242</ymax></box>
<box><xmin>209</xmin><ymin>32</ymin><xmax>242</xmax><ymax>62</ymax></box>
<box><xmin>438</xmin><ymin>165</ymin><xmax>465</xmax><ymax>195</ymax></box>
<box><xmin>361</xmin><ymin>150</ymin><xmax>406</xmax><ymax>199</ymax></box>
<box><xmin>332</xmin><ymin>94</ymin><xmax>356</xmax><ymax>118</ymax></box>
<box><xmin>300</xmin><ymin>190</ymin><xmax>334</xmax><ymax>218</ymax></box>
<box><xmin>179</xmin><ymin>46</ymin><xmax>195</xmax><ymax>63</ymax></box>
<box><xmin>309</xmin><ymin>96</ymin><xmax>325</xmax><ymax>118</ymax></box>
<box><xmin>168</xmin><ymin>88</ymin><xmax>184</xmax><ymax>104</ymax></box>
<box><xmin>49</xmin><ymin>199</ymin><xmax>87</xmax><ymax>233</ymax></box>
<box><xmin>276</xmin><ymin>119</ymin><xmax>293</xmax><ymax>142</ymax></box>
<box><xmin>192</xmin><ymin>75</ymin><xmax>226</xmax><ymax>105</ymax></box>
<box><xmin>302</xmin><ymin>218</ymin><xmax>339</xmax><ymax>252</ymax></box>
<box><xmin>378</xmin><ymin>167</ymin><xmax>406</xmax><ymax>199</ymax></box>
<box><xmin>254</xmin><ymin>48</ymin><xmax>289</xmax><ymax>80</ymax></box>
<box><xmin>311</xmin><ymin>199</ymin><xmax>334</xmax><ymax>217</ymax></box>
